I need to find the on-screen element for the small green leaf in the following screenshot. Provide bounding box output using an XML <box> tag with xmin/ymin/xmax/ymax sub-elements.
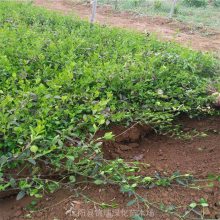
<box><xmin>99</xmin><ymin>118</ymin><xmax>105</xmax><ymax>125</ymax></box>
<box><xmin>143</xmin><ymin>176</ymin><xmax>153</xmax><ymax>182</ymax></box>
<box><xmin>94</xmin><ymin>179</ymin><xmax>104</xmax><ymax>185</ymax></box>
<box><xmin>199</xmin><ymin>198</ymin><xmax>208</xmax><ymax>207</ymax></box>
<box><xmin>34</xmin><ymin>194</ymin><xmax>42</xmax><ymax>198</ymax></box>
<box><xmin>47</xmin><ymin>182</ymin><xmax>59</xmax><ymax>193</ymax></box>
<box><xmin>207</xmin><ymin>174</ymin><xmax>216</xmax><ymax>180</ymax></box>
<box><xmin>189</xmin><ymin>202</ymin><xmax>197</xmax><ymax>209</ymax></box>
<box><xmin>93</xmin><ymin>124</ymin><xmax>98</xmax><ymax>132</ymax></box>
<box><xmin>30</xmin><ymin>145</ymin><xmax>38</xmax><ymax>153</ymax></box>
<box><xmin>103</xmin><ymin>132</ymin><xmax>114</xmax><ymax>140</ymax></box>
<box><xmin>66</xmin><ymin>156</ymin><xmax>75</xmax><ymax>161</ymax></box>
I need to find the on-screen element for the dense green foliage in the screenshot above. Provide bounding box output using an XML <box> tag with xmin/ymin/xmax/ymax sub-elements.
<box><xmin>0</xmin><ymin>2</ymin><xmax>219</xmax><ymax>197</ymax></box>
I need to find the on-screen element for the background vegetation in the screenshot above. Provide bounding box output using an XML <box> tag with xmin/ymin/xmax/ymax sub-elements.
<box><xmin>83</xmin><ymin>0</ymin><xmax>220</xmax><ymax>30</ymax></box>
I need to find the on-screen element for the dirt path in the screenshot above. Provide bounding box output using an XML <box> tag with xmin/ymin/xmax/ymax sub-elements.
<box><xmin>34</xmin><ymin>0</ymin><xmax>220</xmax><ymax>53</ymax></box>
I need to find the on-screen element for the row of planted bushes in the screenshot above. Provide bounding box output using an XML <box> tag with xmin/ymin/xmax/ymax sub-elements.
<box><xmin>0</xmin><ymin>2</ymin><xmax>219</xmax><ymax>198</ymax></box>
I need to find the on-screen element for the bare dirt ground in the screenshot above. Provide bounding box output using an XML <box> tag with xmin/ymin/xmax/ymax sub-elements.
<box><xmin>0</xmin><ymin>1</ymin><xmax>220</xmax><ymax>220</ymax></box>
<box><xmin>1</xmin><ymin>117</ymin><xmax>220</xmax><ymax>220</ymax></box>
<box><xmin>34</xmin><ymin>0</ymin><xmax>220</xmax><ymax>54</ymax></box>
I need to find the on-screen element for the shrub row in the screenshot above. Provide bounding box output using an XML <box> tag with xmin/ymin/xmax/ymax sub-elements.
<box><xmin>0</xmin><ymin>2</ymin><xmax>219</xmax><ymax>197</ymax></box>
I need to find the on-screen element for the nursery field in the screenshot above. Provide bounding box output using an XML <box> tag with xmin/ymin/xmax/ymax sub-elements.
<box><xmin>94</xmin><ymin>0</ymin><xmax>220</xmax><ymax>30</ymax></box>
<box><xmin>0</xmin><ymin>1</ymin><xmax>220</xmax><ymax>220</ymax></box>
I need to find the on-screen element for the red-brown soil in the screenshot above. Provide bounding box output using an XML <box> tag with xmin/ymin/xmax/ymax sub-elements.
<box><xmin>34</xmin><ymin>0</ymin><xmax>220</xmax><ymax>54</ymax></box>
<box><xmin>1</xmin><ymin>117</ymin><xmax>220</xmax><ymax>220</ymax></box>
<box><xmin>103</xmin><ymin>118</ymin><xmax>220</xmax><ymax>176</ymax></box>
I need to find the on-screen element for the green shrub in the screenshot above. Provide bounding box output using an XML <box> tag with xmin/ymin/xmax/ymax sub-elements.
<box><xmin>183</xmin><ymin>0</ymin><xmax>208</xmax><ymax>7</ymax></box>
<box><xmin>0</xmin><ymin>2</ymin><xmax>218</xmax><ymax>198</ymax></box>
